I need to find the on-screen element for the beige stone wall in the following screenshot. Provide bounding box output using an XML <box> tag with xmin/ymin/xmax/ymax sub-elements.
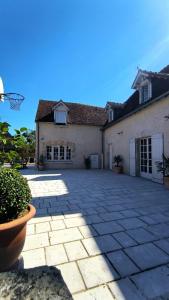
<box><xmin>104</xmin><ymin>96</ymin><xmax>169</xmax><ymax>173</ymax></box>
<box><xmin>37</xmin><ymin>123</ymin><xmax>102</xmax><ymax>169</ymax></box>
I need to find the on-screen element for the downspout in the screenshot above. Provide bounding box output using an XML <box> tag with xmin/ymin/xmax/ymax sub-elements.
<box><xmin>37</xmin><ymin>122</ymin><xmax>39</xmax><ymax>169</ymax></box>
<box><xmin>101</xmin><ymin>128</ymin><xmax>104</xmax><ymax>169</ymax></box>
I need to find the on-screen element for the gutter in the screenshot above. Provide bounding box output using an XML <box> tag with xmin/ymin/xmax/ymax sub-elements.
<box><xmin>103</xmin><ymin>90</ymin><xmax>169</xmax><ymax>131</ymax></box>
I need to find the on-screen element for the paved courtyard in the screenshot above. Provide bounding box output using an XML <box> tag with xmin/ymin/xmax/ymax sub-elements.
<box><xmin>21</xmin><ymin>169</ymin><xmax>169</xmax><ymax>299</ymax></box>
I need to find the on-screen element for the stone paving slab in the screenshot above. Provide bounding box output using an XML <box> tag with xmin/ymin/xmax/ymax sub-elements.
<box><xmin>49</xmin><ymin>227</ymin><xmax>83</xmax><ymax>245</ymax></box>
<box><xmin>125</xmin><ymin>243</ymin><xmax>169</xmax><ymax>270</ymax></box>
<box><xmin>77</xmin><ymin>255</ymin><xmax>119</xmax><ymax>288</ymax></box>
<box><xmin>45</xmin><ymin>244</ymin><xmax>68</xmax><ymax>265</ymax></box>
<box><xmin>131</xmin><ymin>266</ymin><xmax>169</xmax><ymax>299</ymax></box>
<box><xmin>147</xmin><ymin>223</ymin><xmax>169</xmax><ymax>239</ymax></box>
<box><xmin>117</xmin><ymin>218</ymin><xmax>147</xmax><ymax>230</ymax></box>
<box><xmin>93</xmin><ymin>221</ymin><xmax>124</xmax><ymax>235</ymax></box>
<box><xmin>126</xmin><ymin>228</ymin><xmax>157</xmax><ymax>244</ymax></box>
<box><xmin>113</xmin><ymin>232</ymin><xmax>137</xmax><ymax>248</ymax></box>
<box><xmin>78</xmin><ymin>225</ymin><xmax>98</xmax><ymax>238</ymax></box>
<box><xmin>82</xmin><ymin>235</ymin><xmax>121</xmax><ymax>256</ymax></box>
<box><xmin>26</xmin><ymin>224</ymin><xmax>35</xmax><ymax>235</ymax></box>
<box><xmin>21</xmin><ymin>169</ymin><xmax>169</xmax><ymax>299</ymax></box>
<box><xmin>35</xmin><ymin>221</ymin><xmax>51</xmax><ymax>233</ymax></box>
<box><xmin>23</xmin><ymin>233</ymin><xmax>49</xmax><ymax>251</ymax></box>
<box><xmin>153</xmin><ymin>239</ymin><xmax>169</xmax><ymax>255</ymax></box>
<box><xmin>64</xmin><ymin>241</ymin><xmax>88</xmax><ymax>261</ymax></box>
<box><xmin>107</xmin><ymin>250</ymin><xmax>140</xmax><ymax>277</ymax></box>
<box><xmin>57</xmin><ymin>262</ymin><xmax>85</xmax><ymax>294</ymax></box>
<box><xmin>22</xmin><ymin>248</ymin><xmax>46</xmax><ymax>268</ymax></box>
<box><xmin>50</xmin><ymin>220</ymin><xmax>66</xmax><ymax>230</ymax></box>
<box><xmin>73</xmin><ymin>285</ymin><xmax>113</xmax><ymax>300</ymax></box>
<box><xmin>108</xmin><ymin>278</ymin><xmax>146</xmax><ymax>300</ymax></box>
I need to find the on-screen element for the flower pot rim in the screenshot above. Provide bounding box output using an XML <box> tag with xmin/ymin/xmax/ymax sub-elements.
<box><xmin>0</xmin><ymin>204</ymin><xmax>36</xmax><ymax>231</ymax></box>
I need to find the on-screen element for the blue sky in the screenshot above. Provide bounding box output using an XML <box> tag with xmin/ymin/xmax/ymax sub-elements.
<box><xmin>0</xmin><ymin>0</ymin><xmax>169</xmax><ymax>132</ymax></box>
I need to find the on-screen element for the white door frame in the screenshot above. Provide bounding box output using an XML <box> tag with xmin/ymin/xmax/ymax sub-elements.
<box><xmin>140</xmin><ymin>137</ymin><xmax>152</xmax><ymax>180</ymax></box>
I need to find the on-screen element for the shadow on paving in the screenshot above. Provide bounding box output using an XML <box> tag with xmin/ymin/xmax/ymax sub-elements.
<box><xmin>21</xmin><ymin>168</ymin><xmax>169</xmax><ymax>299</ymax></box>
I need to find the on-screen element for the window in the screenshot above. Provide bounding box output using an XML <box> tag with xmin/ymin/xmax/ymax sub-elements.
<box><xmin>46</xmin><ymin>145</ymin><xmax>71</xmax><ymax>161</ymax></box>
<box><xmin>139</xmin><ymin>80</ymin><xmax>152</xmax><ymax>104</ymax></box>
<box><xmin>66</xmin><ymin>146</ymin><xmax>71</xmax><ymax>160</ymax></box>
<box><xmin>54</xmin><ymin>111</ymin><xmax>67</xmax><ymax>124</ymax></box>
<box><xmin>141</xmin><ymin>84</ymin><xmax>149</xmax><ymax>103</ymax></box>
<box><xmin>140</xmin><ymin>137</ymin><xmax>152</xmax><ymax>174</ymax></box>
<box><xmin>53</xmin><ymin>146</ymin><xmax>59</xmax><ymax>160</ymax></box>
<box><xmin>108</xmin><ymin>110</ymin><xmax>114</xmax><ymax>122</ymax></box>
<box><xmin>46</xmin><ymin>146</ymin><xmax>52</xmax><ymax>160</ymax></box>
<box><xmin>60</xmin><ymin>146</ymin><xmax>64</xmax><ymax>160</ymax></box>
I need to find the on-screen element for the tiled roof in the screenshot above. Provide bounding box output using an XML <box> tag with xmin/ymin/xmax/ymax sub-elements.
<box><xmin>35</xmin><ymin>100</ymin><xmax>107</xmax><ymax>126</ymax></box>
<box><xmin>104</xmin><ymin>64</ymin><xmax>169</xmax><ymax>127</ymax></box>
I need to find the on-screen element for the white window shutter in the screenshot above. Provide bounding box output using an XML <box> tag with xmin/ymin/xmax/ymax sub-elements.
<box><xmin>152</xmin><ymin>133</ymin><xmax>163</xmax><ymax>184</ymax></box>
<box><xmin>129</xmin><ymin>138</ymin><xmax>136</xmax><ymax>176</ymax></box>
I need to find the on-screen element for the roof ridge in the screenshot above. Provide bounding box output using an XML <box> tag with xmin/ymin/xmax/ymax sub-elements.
<box><xmin>39</xmin><ymin>99</ymin><xmax>105</xmax><ymax>110</ymax></box>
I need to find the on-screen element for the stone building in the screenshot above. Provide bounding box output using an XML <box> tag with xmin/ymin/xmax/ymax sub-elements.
<box><xmin>35</xmin><ymin>65</ymin><xmax>169</xmax><ymax>183</ymax></box>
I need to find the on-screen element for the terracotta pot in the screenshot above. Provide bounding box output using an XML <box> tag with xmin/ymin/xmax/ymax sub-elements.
<box><xmin>113</xmin><ymin>166</ymin><xmax>123</xmax><ymax>174</ymax></box>
<box><xmin>164</xmin><ymin>177</ymin><xmax>169</xmax><ymax>189</ymax></box>
<box><xmin>0</xmin><ymin>204</ymin><xmax>36</xmax><ymax>272</ymax></box>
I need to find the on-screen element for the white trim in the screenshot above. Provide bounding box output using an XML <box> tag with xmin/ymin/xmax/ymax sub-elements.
<box><xmin>108</xmin><ymin>109</ymin><xmax>114</xmax><ymax>122</ymax></box>
<box><xmin>52</xmin><ymin>100</ymin><xmax>69</xmax><ymax>111</ymax></box>
<box><xmin>139</xmin><ymin>79</ymin><xmax>152</xmax><ymax>104</ymax></box>
<box><xmin>132</xmin><ymin>70</ymin><xmax>150</xmax><ymax>89</ymax></box>
<box><xmin>46</xmin><ymin>145</ymin><xmax>72</xmax><ymax>161</ymax></box>
<box><xmin>54</xmin><ymin>110</ymin><xmax>67</xmax><ymax>124</ymax></box>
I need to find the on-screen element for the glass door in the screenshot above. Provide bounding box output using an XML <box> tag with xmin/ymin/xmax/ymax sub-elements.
<box><xmin>140</xmin><ymin>137</ymin><xmax>152</xmax><ymax>179</ymax></box>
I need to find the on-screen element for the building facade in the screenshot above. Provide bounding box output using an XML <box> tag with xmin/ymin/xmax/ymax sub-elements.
<box><xmin>35</xmin><ymin>65</ymin><xmax>169</xmax><ymax>183</ymax></box>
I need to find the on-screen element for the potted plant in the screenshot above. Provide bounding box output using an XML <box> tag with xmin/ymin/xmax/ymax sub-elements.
<box><xmin>156</xmin><ymin>154</ymin><xmax>169</xmax><ymax>188</ymax></box>
<box><xmin>84</xmin><ymin>156</ymin><xmax>91</xmax><ymax>169</ymax></box>
<box><xmin>113</xmin><ymin>155</ymin><xmax>123</xmax><ymax>174</ymax></box>
<box><xmin>0</xmin><ymin>168</ymin><xmax>36</xmax><ymax>271</ymax></box>
<box><xmin>38</xmin><ymin>154</ymin><xmax>45</xmax><ymax>171</ymax></box>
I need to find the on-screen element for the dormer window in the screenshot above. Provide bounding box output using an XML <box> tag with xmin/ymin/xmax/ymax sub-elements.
<box><xmin>141</xmin><ymin>84</ymin><xmax>149</xmax><ymax>103</ymax></box>
<box><xmin>139</xmin><ymin>80</ymin><xmax>152</xmax><ymax>104</ymax></box>
<box><xmin>108</xmin><ymin>109</ymin><xmax>114</xmax><ymax>122</ymax></box>
<box><xmin>54</xmin><ymin>111</ymin><xmax>67</xmax><ymax>124</ymax></box>
<box><xmin>132</xmin><ymin>70</ymin><xmax>152</xmax><ymax>104</ymax></box>
<box><xmin>53</xmin><ymin>100</ymin><xmax>69</xmax><ymax>125</ymax></box>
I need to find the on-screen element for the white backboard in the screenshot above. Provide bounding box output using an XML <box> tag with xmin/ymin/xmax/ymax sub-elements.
<box><xmin>0</xmin><ymin>77</ymin><xmax>4</xmax><ymax>101</ymax></box>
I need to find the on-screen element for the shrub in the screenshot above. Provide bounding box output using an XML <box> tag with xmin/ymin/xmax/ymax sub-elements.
<box><xmin>156</xmin><ymin>154</ymin><xmax>169</xmax><ymax>177</ymax></box>
<box><xmin>114</xmin><ymin>155</ymin><xmax>123</xmax><ymax>167</ymax></box>
<box><xmin>0</xmin><ymin>168</ymin><xmax>32</xmax><ymax>223</ymax></box>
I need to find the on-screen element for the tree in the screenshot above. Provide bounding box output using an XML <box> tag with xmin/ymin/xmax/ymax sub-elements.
<box><xmin>13</xmin><ymin>128</ymin><xmax>35</xmax><ymax>167</ymax></box>
<box><xmin>0</xmin><ymin>122</ymin><xmax>11</xmax><ymax>166</ymax></box>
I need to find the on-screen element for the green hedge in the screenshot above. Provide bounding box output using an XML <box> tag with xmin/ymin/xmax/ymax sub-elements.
<box><xmin>0</xmin><ymin>168</ymin><xmax>32</xmax><ymax>223</ymax></box>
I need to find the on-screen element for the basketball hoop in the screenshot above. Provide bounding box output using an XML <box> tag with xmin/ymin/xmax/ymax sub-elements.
<box><xmin>1</xmin><ymin>93</ymin><xmax>24</xmax><ymax>111</ymax></box>
<box><xmin>0</xmin><ymin>77</ymin><xmax>24</xmax><ymax>111</ymax></box>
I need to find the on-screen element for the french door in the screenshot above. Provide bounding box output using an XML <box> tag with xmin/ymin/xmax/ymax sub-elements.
<box><xmin>140</xmin><ymin>137</ymin><xmax>152</xmax><ymax>179</ymax></box>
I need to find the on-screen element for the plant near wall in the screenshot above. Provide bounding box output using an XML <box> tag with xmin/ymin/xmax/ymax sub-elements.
<box><xmin>156</xmin><ymin>154</ymin><xmax>169</xmax><ymax>188</ymax></box>
<box><xmin>114</xmin><ymin>155</ymin><xmax>123</xmax><ymax>167</ymax></box>
<box><xmin>156</xmin><ymin>154</ymin><xmax>169</xmax><ymax>177</ymax></box>
<box><xmin>113</xmin><ymin>155</ymin><xmax>123</xmax><ymax>174</ymax></box>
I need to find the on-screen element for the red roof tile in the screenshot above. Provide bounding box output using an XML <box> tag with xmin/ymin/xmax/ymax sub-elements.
<box><xmin>35</xmin><ymin>100</ymin><xmax>107</xmax><ymax>126</ymax></box>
